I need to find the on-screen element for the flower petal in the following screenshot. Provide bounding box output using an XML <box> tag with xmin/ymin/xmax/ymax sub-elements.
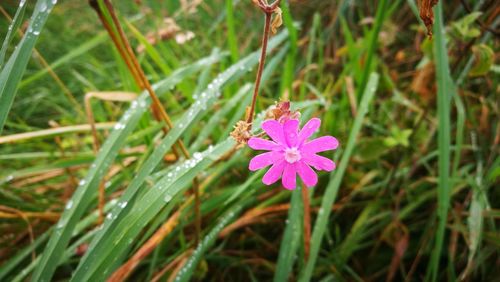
<box><xmin>248</xmin><ymin>137</ymin><xmax>282</xmax><ymax>151</ymax></box>
<box><xmin>281</xmin><ymin>163</ymin><xmax>297</xmax><ymax>190</ymax></box>
<box><xmin>262</xmin><ymin>160</ymin><xmax>286</xmax><ymax>185</ymax></box>
<box><xmin>298</xmin><ymin>118</ymin><xmax>321</xmax><ymax>144</ymax></box>
<box><xmin>297</xmin><ymin>161</ymin><xmax>318</xmax><ymax>187</ymax></box>
<box><xmin>302</xmin><ymin>153</ymin><xmax>336</xmax><ymax>171</ymax></box>
<box><xmin>249</xmin><ymin>151</ymin><xmax>283</xmax><ymax>171</ymax></box>
<box><xmin>301</xmin><ymin>136</ymin><xmax>339</xmax><ymax>153</ymax></box>
<box><xmin>283</xmin><ymin>119</ymin><xmax>299</xmax><ymax>147</ymax></box>
<box><xmin>261</xmin><ymin>119</ymin><xmax>286</xmax><ymax>145</ymax></box>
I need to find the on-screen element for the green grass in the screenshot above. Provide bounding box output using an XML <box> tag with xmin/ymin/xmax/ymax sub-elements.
<box><xmin>0</xmin><ymin>1</ymin><xmax>498</xmax><ymax>281</ymax></box>
<box><xmin>427</xmin><ymin>2</ymin><xmax>453</xmax><ymax>281</ymax></box>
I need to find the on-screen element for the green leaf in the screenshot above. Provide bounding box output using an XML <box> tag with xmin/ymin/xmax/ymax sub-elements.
<box><xmin>357</xmin><ymin>137</ymin><xmax>390</xmax><ymax>161</ymax></box>
<box><xmin>384</xmin><ymin>127</ymin><xmax>413</xmax><ymax>148</ymax></box>
<box><xmin>451</xmin><ymin>12</ymin><xmax>483</xmax><ymax>39</ymax></box>
<box><xmin>469</xmin><ymin>44</ymin><xmax>494</xmax><ymax>77</ymax></box>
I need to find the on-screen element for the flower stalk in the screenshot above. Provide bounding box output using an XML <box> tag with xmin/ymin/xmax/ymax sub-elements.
<box><xmin>245</xmin><ymin>0</ymin><xmax>282</xmax><ymax>129</ymax></box>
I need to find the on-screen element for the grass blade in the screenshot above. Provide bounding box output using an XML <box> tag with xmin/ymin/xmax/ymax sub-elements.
<box><xmin>31</xmin><ymin>53</ymin><xmax>223</xmax><ymax>282</ymax></box>
<box><xmin>18</xmin><ymin>33</ymin><xmax>107</xmax><ymax>88</ymax></box>
<box><xmin>274</xmin><ymin>188</ymin><xmax>303</xmax><ymax>282</ymax></box>
<box><xmin>173</xmin><ymin>202</ymin><xmax>246</xmax><ymax>282</ymax></box>
<box><xmin>0</xmin><ymin>0</ymin><xmax>57</xmax><ymax>134</ymax></box>
<box><xmin>426</xmin><ymin>2</ymin><xmax>453</xmax><ymax>281</ymax></box>
<box><xmin>299</xmin><ymin>73</ymin><xmax>379</xmax><ymax>281</ymax></box>
<box><xmin>0</xmin><ymin>0</ymin><xmax>27</xmax><ymax>67</ymax></box>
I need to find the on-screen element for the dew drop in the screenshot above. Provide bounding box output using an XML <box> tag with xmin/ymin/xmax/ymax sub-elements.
<box><xmin>39</xmin><ymin>2</ymin><xmax>47</xmax><ymax>12</ymax></box>
<box><xmin>193</xmin><ymin>152</ymin><xmax>203</xmax><ymax>160</ymax></box>
<box><xmin>5</xmin><ymin>175</ymin><xmax>14</xmax><ymax>182</ymax></box>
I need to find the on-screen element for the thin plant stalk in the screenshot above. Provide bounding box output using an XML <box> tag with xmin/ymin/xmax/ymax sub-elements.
<box><xmin>90</xmin><ymin>0</ymin><xmax>202</xmax><ymax>240</ymax></box>
<box><xmin>246</xmin><ymin>12</ymin><xmax>271</xmax><ymax>126</ymax></box>
<box><xmin>246</xmin><ymin>0</ymin><xmax>281</xmax><ymax>128</ymax></box>
<box><xmin>302</xmin><ymin>184</ymin><xmax>311</xmax><ymax>261</ymax></box>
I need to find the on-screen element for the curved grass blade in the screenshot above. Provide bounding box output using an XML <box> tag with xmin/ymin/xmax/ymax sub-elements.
<box><xmin>274</xmin><ymin>188</ymin><xmax>303</xmax><ymax>282</ymax></box>
<box><xmin>299</xmin><ymin>73</ymin><xmax>379</xmax><ymax>281</ymax></box>
<box><xmin>0</xmin><ymin>0</ymin><xmax>57</xmax><ymax>134</ymax></box>
<box><xmin>31</xmin><ymin>53</ymin><xmax>224</xmax><ymax>282</ymax></box>
<box><xmin>0</xmin><ymin>0</ymin><xmax>27</xmax><ymax>67</ymax></box>
<box><xmin>173</xmin><ymin>201</ymin><xmax>247</xmax><ymax>282</ymax></box>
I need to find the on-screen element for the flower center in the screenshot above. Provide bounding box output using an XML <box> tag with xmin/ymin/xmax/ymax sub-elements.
<box><xmin>284</xmin><ymin>147</ymin><xmax>301</xmax><ymax>163</ymax></box>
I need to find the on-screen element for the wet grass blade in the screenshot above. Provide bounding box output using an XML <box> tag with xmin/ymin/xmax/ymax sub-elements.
<box><xmin>274</xmin><ymin>188</ymin><xmax>303</xmax><ymax>282</ymax></box>
<box><xmin>299</xmin><ymin>73</ymin><xmax>379</xmax><ymax>281</ymax></box>
<box><xmin>190</xmin><ymin>84</ymin><xmax>251</xmax><ymax>152</ymax></box>
<box><xmin>0</xmin><ymin>0</ymin><xmax>57</xmax><ymax>134</ymax></box>
<box><xmin>0</xmin><ymin>0</ymin><xmax>27</xmax><ymax>67</ymax></box>
<box><xmin>173</xmin><ymin>201</ymin><xmax>247</xmax><ymax>282</ymax></box>
<box><xmin>31</xmin><ymin>53</ymin><xmax>224</xmax><ymax>282</ymax></box>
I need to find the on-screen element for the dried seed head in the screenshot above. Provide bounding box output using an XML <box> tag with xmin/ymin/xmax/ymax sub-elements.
<box><xmin>266</xmin><ymin>101</ymin><xmax>301</xmax><ymax>123</ymax></box>
<box><xmin>230</xmin><ymin>120</ymin><xmax>252</xmax><ymax>146</ymax></box>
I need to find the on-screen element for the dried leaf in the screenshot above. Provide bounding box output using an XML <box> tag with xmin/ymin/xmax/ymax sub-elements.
<box><xmin>411</xmin><ymin>62</ymin><xmax>435</xmax><ymax>102</ymax></box>
<box><xmin>419</xmin><ymin>0</ymin><xmax>438</xmax><ymax>37</ymax></box>
<box><xmin>271</xmin><ymin>7</ymin><xmax>283</xmax><ymax>34</ymax></box>
<box><xmin>136</xmin><ymin>18</ymin><xmax>182</xmax><ymax>53</ymax></box>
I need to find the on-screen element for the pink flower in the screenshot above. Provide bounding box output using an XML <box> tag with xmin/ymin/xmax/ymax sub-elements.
<box><xmin>248</xmin><ymin>118</ymin><xmax>339</xmax><ymax>190</ymax></box>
